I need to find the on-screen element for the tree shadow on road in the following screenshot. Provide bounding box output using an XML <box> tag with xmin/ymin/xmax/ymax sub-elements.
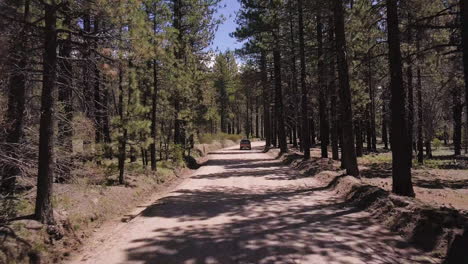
<box><xmin>126</xmin><ymin>186</ymin><xmax>434</xmax><ymax>263</ymax></box>
<box><xmin>122</xmin><ymin>148</ymin><xmax>437</xmax><ymax>264</ymax></box>
<box><xmin>122</xmin><ymin>150</ymin><xmax>431</xmax><ymax>264</ymax></box>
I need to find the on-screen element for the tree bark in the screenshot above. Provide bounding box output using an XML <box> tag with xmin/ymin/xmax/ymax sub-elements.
<box><xmin>298</xmin><ymin>0</ymin><xmax>310</xmax><ymax>158</ymax></box>
<box><xmin>386</xmin><ymin>0</ymin><xmax>414</xmax><ymax>197</ymax></box>
<box><xmin>328</xmin><ymin>15</ymin><xmax>339</xmax><ymax>160</ymax></box>
<box><xmin>407</xmin><ymin>64</ymin><xmax>414</xmax><ymax>158</ymax></box>
<box><xmin>35</xmin><ymin>4</ymin><xmax>57</xmax><ymax>224</ymax></box>
<box><xmin>333</xmin><ymin>0</ymin><xmax>359</xmax><ymax>176</ymax></box>
<box><xmin>57</xmin><ymin>3</ymin><xmax>73</xmax><ymax>181</ymax></box>
<box><xmin>453</xmin><ymin>87</ymin><xmax>462</xmax><ymax>156</ymax></box>
<box><xmin>255</xmin><ymin>97</ymin><xmax>259</xmax><ymax>138</ymax></box>
<box><xmin>261</xmin><ymin>53</ymin><xmax>271</xmax><ymax>149</ymax></box>
<box><xmin>150</xmin><ymin>60</ymin><xmax>158</xmax><ymax>171</ymax></box>
<box><xmin>118</xmin><ymin>63</ymin><xmax>126</xmax><ymax>185</ymax></box>
<box><xmin>425</xmin><ymin>139</ymin><xmax>433</xmax><ymax>158</ymax></box>
<box><xmin>355</xmin><ymin>121</ymin><xmax>363</xmax><ymax>157</ymax></box>
<box><xmin>93</xmin><ymin>19</ymin><xmax>103</xmax><ymax>148</ymax></box>
<box><xmin>102</xmin><ymin>77</ymin><xmax>112</xmax><ymax>158</ymax></box>
<box><xmin>367</xmin><ymin>53</ymin><xmax>377</xmax><ymax>152</ymax></box>
<box><xmin>382</xmin><ymin>101</ymin><xmax>389</xmax><ymax>150</ymax></box>
<box><xmin>1</xmin><ymin>0</ymin><xmax>30</xmax><ymax>193</ymax></box>
<box><xmin>273</xmin><ymin>40</ymin><xmax>288</xmax><ymax>153</ymax></box>
<box><xmin>416</xmin><ymin>36</ymin><xmax>424</xmax><ymax>164</ymax></box>
<box><xmin>317</xmin><ymin>14</ymin><xmax>329</xmax><ymax>158</ymax></box>
<box><xmin>460</xmin><ymin>0</ymin><xmax>468</xmax><ymax>148</ymax></box>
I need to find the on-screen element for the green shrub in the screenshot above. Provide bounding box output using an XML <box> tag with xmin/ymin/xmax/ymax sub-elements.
<box><xmin>198</xmin><ymin>133</ymin><xmax>243</xmax><ymax>144</ymax></box>
<box><xmin>432</xmin><ymin>138</ymin><xmax>442</xmax><ymax>150</ymax></box>
<box><xmin>171</xmin><ymin>144</ymin><xmax>185</xmax><ymax>167</ymax></box>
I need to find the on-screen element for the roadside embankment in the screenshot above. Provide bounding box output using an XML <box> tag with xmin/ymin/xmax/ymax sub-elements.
<box><xmin>270</xmin><ymin>149</ymin><xmax>468</xmax><ymax>263</ymax></box>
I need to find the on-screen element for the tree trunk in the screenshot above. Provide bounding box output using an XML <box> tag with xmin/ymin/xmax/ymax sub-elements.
<box><xmin>355</xmin><ymin>121</ymin><xmax>363</xmax><ymax>157</ymax></box>
<box><xmin>425</xmin><ymin>140</ymin><xmax>433</xmax><ymax>158</ymax></box>
<box><xmin>118</xmin><ymin>63</ymin><xmax>126</xmax><ymax>185</ymax></box>
<box><xmin>453</xmin><ymin>87</ymin><xmax>463</xmax><ymax>156</ymax></box>
<box><xmin>367</xmin><ymin>53</ymin><xmax>377</xmax><ymax>152</ymax></box>
<box><xmin>328</xmin><ymin>15</ymin><xmax>339</xmax><ymax>160</ymax></box>
<box><xmin>407</xmin><ymin>62</ymin><xmax>414</xmax><ymax>158</ymax></box>
<box><xmin>57</xmin><ymin>4</ymin><xmax>73</xmax><ymax>181</ymax></box>
<box><xmin>370</xmin><ymin>100</ymin><xmax>377</xmax><ymax>151</ymax></box>
<box><xmin>102</xmin><ymin>77</ymin><xmax>112</xmax><ymax>158</ymax></box>
<box><xmin>35</xmin><ymin>4</ymin><xmax>57</xmax><ymax>224</ymax></box>
<box><xmin>310</xmin><ymin>118</ymin><xmax>316</xmax><ymax>146</ymax></box>
<box><xmin>255</xmin><ymin>97</ymin><xmax>259</xmax><ymax>138</ymax></box>
<box><xmin>416</xmin><ymin>36</ymin><xmax>424</xmax><ymax>164</ymax></box>
<box><xmin>386</xmin><ymin>0</ymin><xmax>414</xmax><ymax>197</ymax></box>
<box><xmin>333</xmin><ymin>0</ymin><xmax>359</xmax><ymax>176</ymax></box>
<box><xmin>130</xmin><ymin>147</ymin><xmax>137</xmax><ymax>163</ymax></box>
<box><xmin>1</xmin><ymin>0</ymin><xmax>30</xmax><ymax>193</ymax></box>
<box><xmin>317</xmin><ymin>14</ymin><xmax>329</xmax><ymax>158</ymax></box>
<box><xmin>272</xmin><ymin>41</ymin><xmax>287</xmax><ymax>153</ymax></box>
<box><xmin>150</xmin><ymin>60</ymin><xmax>158</xmax><ymax>171</ymax></box>
<box><xmin>406</xmin><ymin>15</ymin><xmax>415</xmax><ymax>158</ymax></box>
<box><xmin>261</xmin><ymin>53</ymin><xmax>271</xmax><ymax>148</ymax></box>
<box><xmin>460</xmin><ymin>0</ymin><xmax>468</xmax><ymax>147</ymax></box>
<box><xmin>82</xmin><ymin>14</ymin><xmax>93</xmax><ymax>118</ymax></box>
<box><xmin>271</xmin><ymin>112</ymin><xmax>277</xmax><ymax>147</ymax></box>
<box><xmin>297</xmin><ymin>0</ymin><xmax>310</xmax><ymax>158</ymax></box>
<box><xmin>94</xmin><ymin>19</ymin><xmax>103</xmax><ymax>148</ymax></box>
<box><xmin>382</xmin><ymin>102</ymin><xmax>389</xmax><ymax>150</ymax></box>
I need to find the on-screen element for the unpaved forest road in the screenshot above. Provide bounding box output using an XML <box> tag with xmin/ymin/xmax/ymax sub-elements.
<box><xmin>69</xmin><ymin>142</ymin><xmax>437</xmax><ymax>264</ymax></box>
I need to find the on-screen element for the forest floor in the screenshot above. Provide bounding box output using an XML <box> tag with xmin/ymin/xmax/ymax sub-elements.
<box><xmin>357</xmin><ymin>148</ymin><xmax>468</xmax><ymax>213</ymax></box>
<box><xmin>66</xmin><ymin>142</ymin><xmax>445</xmax><ymax>264</ymax></box>
<box><xmin>284</xmin><ymin>145</ymin><xmax>468</xmax><ymax>213</ymax></box>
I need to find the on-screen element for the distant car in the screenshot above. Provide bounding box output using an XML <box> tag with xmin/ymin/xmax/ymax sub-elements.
<box><xmin>240</xmin><ymin>139</ymin><xmax>251</xmax><ymax>150</ymax></box>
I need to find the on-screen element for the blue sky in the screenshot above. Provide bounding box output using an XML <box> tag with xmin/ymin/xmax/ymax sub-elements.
<box><xmin>211</xmin><ymin>0</ymin><xmax>244</xmax><ymax>52</ymax></box>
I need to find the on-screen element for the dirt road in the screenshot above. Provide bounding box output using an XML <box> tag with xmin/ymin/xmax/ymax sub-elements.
<box><xmin>69</xmin><ymin>142</ymin><xmax>437</xmax><ymax>264</ymax></box>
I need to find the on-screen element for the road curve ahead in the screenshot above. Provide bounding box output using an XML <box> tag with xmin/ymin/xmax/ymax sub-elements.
<box><xmin>70</xmin><ymin>141</ymin><xmax>436</xmax><ymax>264</ymax></box>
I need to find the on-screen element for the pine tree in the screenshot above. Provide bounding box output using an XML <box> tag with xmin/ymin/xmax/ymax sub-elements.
<box><xmin>386</xmin><ymin>0</ymin><xmax>415</xmax><ymax>197</ymax></box>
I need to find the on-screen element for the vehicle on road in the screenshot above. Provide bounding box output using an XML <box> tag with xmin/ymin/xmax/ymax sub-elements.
<box><xmin>240</xmin><ymin>139</ymin><xmax>251</xmax><ymax>150</ymax></box>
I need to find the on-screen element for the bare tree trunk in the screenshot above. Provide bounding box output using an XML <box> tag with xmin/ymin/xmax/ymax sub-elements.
<box><xmin>150</xmin><ymin>60</ymin><xmax>158</xmax><ymax>171</ymax></box>
<box><xmin>333</xmin><ymin>0</ymin><xmax>359</xmax><ymax>176</ymax></box>
<box><xmin>261</xmin><ymin>53</ymin><xmax>271</xmax><ymax>149</ymax></box>
<box><xmin>382</xmin><ymin>102</ymin><xmax>389</xmax><ymax>150</ymax></box>
<box><xmin>367</xmin><ymin>53</ymin><xmax>377</xmax><ymax>152</ymax></box>
<box><xmin>102</xmin><ymin>77</ymin><xmax>112</xmax><ymax>158</ymax></box>
<box><xmin>328</xmin><ymin>15</ymin><xmax>339</xmax><ymax>160</ymax></box>
<box><xmin>310</xmin><ymin>118</ymin><xmax>316</xmax><ymax>146</ymax></box>
<box><xmin>416</xmin><ymin>36</ymin><xmax>424</xmax><ymax>164</ymax></box>
<box><xmin>460</xmin><ymin>0</ymin><xmax>468</xmax><ymax>148</ymax></box>
<box><xmin>255</xmin><ymin>97</ymin><xmax>259</xmax><ymax>138</ymax></box>
<box><xmin>35</xmin><ymin>4</ymin><xmax>57</xmax><ymax>224</ymax></box>
<box><xmin>298</xmin><ymin>0</ymin><xmax>310</xmax><ymax>158</ymax></box>
<box><xmin>82</xmin><ymin>14</ymin><xmax>93</xmax><ymax>117</ymax></box>
<box><xmin>270</xmin><ymin>111</ymin><xmax>276</xmax><ymax>147</ymax></box>
<box><xmin>407</xmin><ymin>64</ymin><xmax>414</xmax><ymax>158</ymax></box>
<box><xmin>272</xmin><ymin>42</ymin><xmax>288</xmax><ymax>153</ymax></box>
<box><xmin>118</xmin><ymin>63</ymin><xmax>126</xmax><ymax>185</ymax></box>
<box><xmin>317</xmin><ymin>14</ymin><xmax>329</xmax><ymax>158</ymax></box>
<box><xmin>355</xmin><ymin>121</ymin><xmax>363</xmax><ymax>157</ymax></box>
<box><xmin>406</xmin><ymin>15</ymin><xmax>415</xmax><ymax>158</ymax></box>
<box><xmin>453</xmin><ymin>87</ymin><xmax>463</xmax><ymax>156</ymax></box>
<box><xmin>94</xmin><ymin>19</ymin><xmax>103</xmax><ymax>150</ymax></box>
<box><xmin>57</xmin><ymin>3</ymin><xmax>73</xmax><ymax>181</ymax></box>
<box><xmin>1</xmin><ymin>0</ymin><xmax>30</xmax><ymax>193</ymax></box>
<box><xmin>425</xmin><ymin>140</ymin><xmax>433</xmax><ymax>158</ymax></box>
<box><xmin>386</xmin><ymin>0</ymin><xmax>414</xmax><ymax>197</ymax></box>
